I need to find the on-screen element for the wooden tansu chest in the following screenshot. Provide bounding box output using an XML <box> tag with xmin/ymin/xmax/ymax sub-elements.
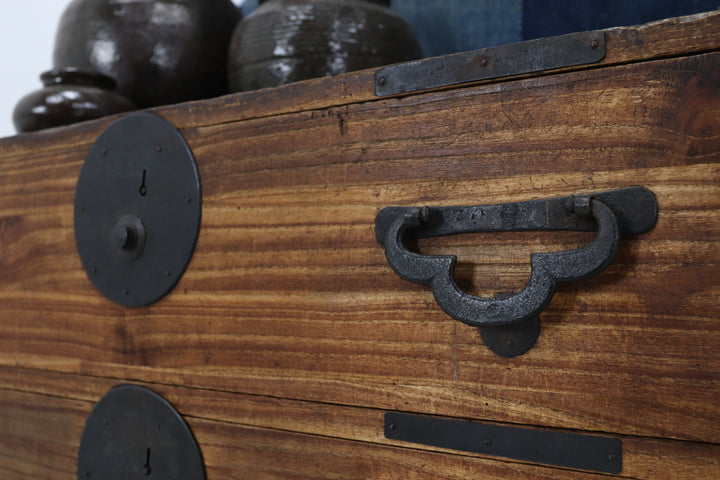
<box><xmin>0</xmin><ymin>12</ymin><xmax>719</xmax><ymax>480</ymax></box>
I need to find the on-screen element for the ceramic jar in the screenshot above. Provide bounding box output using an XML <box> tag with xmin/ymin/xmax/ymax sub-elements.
<box><xmin>53</xmin><ymin>0</ymin><xmax>241</xmax><ymax>108</ymax></box>
<box><xmin>228</xmin><ymin>0</ymin><xmax>422</xmax><ymax>92</ymax></box>
<box><xmin>13</xmin><ymin>68</ymin><xmax>136</xmax><ymax>133</ymax></box>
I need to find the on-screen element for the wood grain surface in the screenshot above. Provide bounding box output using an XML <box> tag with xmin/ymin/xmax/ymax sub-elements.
<box><xmin>0</xmin><ymin>12</ymin><xmax>719</xmax><ymax>480</ymax></box>
<box><xmin>1</xmin><ymin>367</ymin><xmax>718</xmax><ymax>480</ymax></box>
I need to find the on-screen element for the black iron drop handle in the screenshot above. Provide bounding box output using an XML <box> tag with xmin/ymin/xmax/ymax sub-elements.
<box><xmin>375</xmin><ymin>187</ymin><xmax>658</xmax><ymax>357</ymax></box>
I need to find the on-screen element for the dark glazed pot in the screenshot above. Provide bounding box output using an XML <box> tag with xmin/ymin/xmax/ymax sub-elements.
<box><xmin>228</xmin><ymin>0</ymin><xmax>422</xmax><ymax>92</ymax></box>
<box><xmin>53</xmin><ymin>0</ymin><xmax>241</xmax><ymax>108</ymax></box>
<box><xmin>13</xmin><ymin>68</ymin><xmax>136</xmax><ymax>133</ymax></box>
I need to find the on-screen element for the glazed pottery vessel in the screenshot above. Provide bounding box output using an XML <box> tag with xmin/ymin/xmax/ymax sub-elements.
<box><xmin>13</xmin><ymin>68</ymin><xmax>136</xmax><ymax>133</ymax></box>
<box><xmin>53</xmin><ymin>0</ymin><xmax>241</xmax><ymax>108</ymax></box>
<box><xmin>228</xmin><ymin>0</ymin><xmax>422</xmax><ymax>92</ymax></box>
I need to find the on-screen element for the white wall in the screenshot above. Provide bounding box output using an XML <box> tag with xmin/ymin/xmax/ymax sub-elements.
<box><xmin>0</xmin><ymin>1</ymin><xmax>67</xmax><ymax>139</ymax></box>
<box><xmin>0</xmin><ymin>1</ymin><xmax>250</xmax><ymax>140</ymax></box>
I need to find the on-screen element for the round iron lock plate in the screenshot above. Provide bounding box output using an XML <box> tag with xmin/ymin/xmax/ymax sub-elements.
<box><xmin>77</xmin><ymin>385</ymin><xmax>206</xmax><ymax>480</ymax></box>
<box><xmin>74</xmin><ymin>112</ymin><xmax>201</xmax><ymax>307</ymax></box>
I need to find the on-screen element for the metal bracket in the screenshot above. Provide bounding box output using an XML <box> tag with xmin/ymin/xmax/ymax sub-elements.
<box><xmin>375</xmin><ymin>187</ymin><xmax>658</xmax><ymax>357</ymax></box>
<box><xmin>385</xmin><ymin>412</ymin><xmax>622</xmax><ymax>474</ymax></box>
<box><xmin>74</xmin><ymin>112</ymin><xmax>201</xmax><ymax>307</ymax></box>
<box><xmin>77</xmin><ymin>385</ymin><xmax>206</xmax><ymax>480</ymax></box>
<box><xmin>375</xmin><ymin>30</ymin><xmax>606</xmax><ymax>96</ymax></box>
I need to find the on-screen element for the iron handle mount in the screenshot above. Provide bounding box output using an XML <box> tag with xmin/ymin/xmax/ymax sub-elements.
<box><xmin>375</xmin><ymin>187</ymin><xmax>658</xmax><ymax>356</ymax></box>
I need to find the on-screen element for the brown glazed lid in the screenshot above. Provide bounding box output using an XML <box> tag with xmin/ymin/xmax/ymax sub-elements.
<box><xmin>13</xmin><ymin>67</ymin><xmax>136</xmax><ymax>133</ymax></box>
<box><xmin>40</xmin><ymin>68</ymin><xmax>117</xmax><ymax>90</ymax></box>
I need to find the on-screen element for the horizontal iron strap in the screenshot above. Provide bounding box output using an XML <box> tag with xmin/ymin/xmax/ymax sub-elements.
<box><xmin>385</xmin><ymin>412</ymin><xmax>622</xmax><ymax>474</ymax></box>
<box><xmin>375</xmin><ymin>30</ymin><xmax>606</xmax><ymax>96</ymax></box>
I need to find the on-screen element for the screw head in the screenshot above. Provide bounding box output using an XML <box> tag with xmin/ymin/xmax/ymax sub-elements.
<box><xmin>378</xmin><ymin>76</ymin><xmax>387</xmax><ymax>86</ymax></box>
<box><xmin>480</xmin><ymin>57</ymin><xmax>488</xmax><ymax>67</ymax></box>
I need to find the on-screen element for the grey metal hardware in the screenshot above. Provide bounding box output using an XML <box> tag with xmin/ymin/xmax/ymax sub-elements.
<box><xmin>375</xmin><ymin>187</ymin><xmax>658</xmax><ymax>356</ymax></box>
<box><xmin>385</xmin><ymin>412</ymin><xmax>622</xmax><ymax>474</ymax></box>
<box><xmin>77</xmin><ymin>385</ymin><xmax>205</xmax><ymax>480</ymax></box>
<box><xmin>375</xmin><ymin>30</ymin><xmax>606</xmax><ymax>96</ymax></box>
<box><xmin>74</xmin><ymin>112</ymin><xmax>201</xmax><ymax>307</ymax></box>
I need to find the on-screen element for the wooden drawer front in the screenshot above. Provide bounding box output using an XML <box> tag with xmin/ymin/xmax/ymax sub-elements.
<box><xmin>0</xmin><ymin>13</ymin><xmax>718</xmax><ymax>480</ymax></box>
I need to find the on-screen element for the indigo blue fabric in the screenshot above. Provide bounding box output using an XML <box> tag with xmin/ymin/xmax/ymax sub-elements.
<box><xmin>393</xmin><ymin>0</ymin><xmax>718</xmax><ymax>56</ymax></box>
<box><xmin>392</xmin><ymin>0</ymin><xmax>522</xmax><ymax>57</ymax></box>
<box><xmin>240</xmin><ymin>0</ymin><xmax>259</xmax><ymax>17</ymax></box>
<box><xmin>235</xmin><ymin>0</ymin><xmax>718</xmax><ymax>57</ymax></box>
<box><xmin>522</xmin><ymin>0</ymin><xmax>719</xmax><ymax>39</ymax></box>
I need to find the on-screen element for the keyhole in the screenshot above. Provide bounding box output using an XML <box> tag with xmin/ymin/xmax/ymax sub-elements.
<box><xmin>143</xmin><ymin>447</ymin><xmax>151</xmax><ymax>476</ymax></box>
<box><xmin>139</xmin><ymin>170</ymin><xmax>148</xmax><ymax>196</ymax></box>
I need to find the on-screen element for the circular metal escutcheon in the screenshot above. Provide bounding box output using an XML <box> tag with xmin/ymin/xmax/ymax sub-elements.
<box><xmin>77</xmin><ymin>385</ymin><xmax>206</xmax><ymax>480</ymax></box>
<box><xmin>74</xmin><ymin>112</ymin><xmax>201</xmax><ymax>307</ymax></box>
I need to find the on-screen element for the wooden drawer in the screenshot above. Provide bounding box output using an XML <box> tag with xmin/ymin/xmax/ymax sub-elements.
<box><xmin>0</xmin><ymin>11</ymin><xmax>718</xmax><ymax>480</ymax></box>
